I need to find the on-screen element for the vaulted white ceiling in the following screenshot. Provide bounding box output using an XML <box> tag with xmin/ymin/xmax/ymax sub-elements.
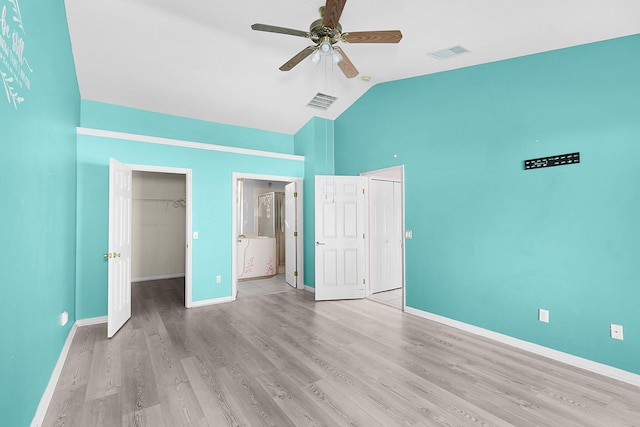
<box><xmin>64</xmin><ymin>0</ymin><xmax>640</xmax><ymax>135</ymax></box>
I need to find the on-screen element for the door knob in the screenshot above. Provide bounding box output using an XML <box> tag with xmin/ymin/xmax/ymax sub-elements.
<box><xmin>316</xmin><ymin>241</ymin><xmax>325</xmax><ymax>246</ymax></box>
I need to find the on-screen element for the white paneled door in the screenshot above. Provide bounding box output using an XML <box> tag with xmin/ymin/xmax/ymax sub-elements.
<box><xmin>285</xmin><ymin>181</ymin><xmax>297</xmax><ymax>287</ymax></box>
<box><xmin>370</xmin><ymin>179</ymin><xmax>403</xmax><ymax>293</ymax></box>
<box><xmin>315</xmin><ymin>175</ymin><xmax>367</xmax><ymax>300</ymax></box>
<box><xmin>107</xmin><ymin>158</ymin><xmax>132</xmax><ymax>338</ymax></box>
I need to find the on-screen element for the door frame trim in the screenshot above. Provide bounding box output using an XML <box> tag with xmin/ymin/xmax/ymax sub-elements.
<box><xmin>129</xmin><ymin>163</ymin><xmax>193</xmax><ymax>307</ymax></box>
<box><xmin>232</xmin><ymin>172</ymin><xmax>304</xmax><ymax>299</ymax></box>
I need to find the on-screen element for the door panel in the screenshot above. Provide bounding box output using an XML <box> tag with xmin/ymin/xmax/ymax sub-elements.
<box><xmin>315</xmin><ymin>176</ymin><xmax>367</xmax><ymax>300</ymax></box>
<box><xmin>370</xmin><ymin>179</ymin><xmax>403</xmax><ymax>294</ymax></box>
<box><xmin>285</xmin><ymin>182</ymin><xmax>297</xmax><ymax>287</ymax></box>
<box><xmin>107</xmin><ymin>158</ymin><xmax>132</xmax><ymax>338</ymax></box>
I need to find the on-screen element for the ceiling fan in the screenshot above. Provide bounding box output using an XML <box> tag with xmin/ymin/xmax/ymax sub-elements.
<box><xmin>251</xmin><ymin>0</ymin><xmax>402</xmax><ymax>78</ymax></box>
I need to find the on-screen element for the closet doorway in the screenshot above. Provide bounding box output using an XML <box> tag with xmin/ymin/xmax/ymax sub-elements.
<box><xmin>130</xmin><ymin>165</ymin><xmax>192</xmax><ymax>307</ymax></box>
<box><xmin>232</xmin><ymin>173</ymin><xmax>304</xmax><ymax>299</ymax></box>
<box><xmin>362</xmin><ymin>166</ymin><xmax>405</xmax><ymax>310</ymax></box>
<box><xmin>132</xmin><ymin>171</ymin><xmax>187</xmax><ymax>281</ymax></box>
<box><xmin>107</xmin><ymin>162</ymin><xmax>192</xmax><ymax>337</ymax></box>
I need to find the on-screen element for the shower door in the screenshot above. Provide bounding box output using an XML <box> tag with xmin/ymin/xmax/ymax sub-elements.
<box><xmin>257</xmin><ymin>192</ymin><xmax>275</xmax><ymax>237</ymax></box>
<box><xmin>257</xmin><ymin>191</ymin><xmax>286</xmax><ymax>273</ymax></box>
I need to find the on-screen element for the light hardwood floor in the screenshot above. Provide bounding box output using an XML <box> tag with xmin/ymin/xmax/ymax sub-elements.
<box><xmin>368</xmin><ymin>288</ymin><xmax>403</xmax><ymax>310</ymax></box>
<box><xmin>43</xmin><ymin>278</ymin><xmax>640</xmax><ymax>426</ymax></box>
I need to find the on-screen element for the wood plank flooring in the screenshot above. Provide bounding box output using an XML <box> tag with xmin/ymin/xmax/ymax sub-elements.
<box><xmin>43</xmin><ymin>278</ymin><xmax>640</xmax><ymax>426</ymax></box>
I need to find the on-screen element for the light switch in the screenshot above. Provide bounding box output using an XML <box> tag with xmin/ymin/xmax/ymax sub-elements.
<box><xmin>405</xmin><ymin>230</ymin><xmax>413</xmax><ymax>239</ymax></box>
<box><xmin>193</xmin><ymin>231</ymin><xmax>199</xmax><ymax>239</ymax></box>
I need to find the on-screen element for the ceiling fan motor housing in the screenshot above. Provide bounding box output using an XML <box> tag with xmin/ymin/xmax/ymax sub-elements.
<box><xmin>310</xmin><ymin>18</ymin><xmax>342</xmax><ymax>44</ymax></box>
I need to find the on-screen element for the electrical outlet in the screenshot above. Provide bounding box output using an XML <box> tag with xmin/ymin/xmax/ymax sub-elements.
<box><xmin>610</xmin><ymin>324</ymin><xmax>624</xmax><ymax>340</ymax></box>
<box><xmin>538</xmin><ymin>308</ymin><xmax>549</xmax><ymax>323</ymax></box>
<box><xmin>216</xmin><ymin>275</ymin><xmax>221</xmax><ymax>284</ymax></box>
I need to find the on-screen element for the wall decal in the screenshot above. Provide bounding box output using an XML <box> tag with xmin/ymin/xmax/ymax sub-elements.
<box><xmin>524</xmin><ymin>152</ymin><xmax>580</xmax><ymax>170</ymax></box>
<box><xmin>1</xmin><ymin>0</ymin><xmax>32</xmax><ymax>109</ymax></box>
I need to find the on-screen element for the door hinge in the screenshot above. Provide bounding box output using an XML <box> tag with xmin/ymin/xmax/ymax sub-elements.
<box><xmin>294</xmin><ymin>192</ymin><xmax>298</xmax><ymax>197</ymax></box>
<box><xmin>362</xmin><ymin>233</ymin><xmax>366</xmax><ymax>239</ymax></box>
<box><xmin>293</xmin><ymin>231</ymin><xmax>298</xmax><ymax>237</ymax></box>
<box><xmin>362</xmin><ymin>278</ymin><xmax>366</xmax><ymax>284</ymax></box>
<box><xmin>294</xmin><ymin>271</ymin><xmax>298</xmax><ymax>277</ymax></box>
<box><xmin>362</xmin><ymin>188</ymin><xmax>365</xmax><ymax>194</ymax></box>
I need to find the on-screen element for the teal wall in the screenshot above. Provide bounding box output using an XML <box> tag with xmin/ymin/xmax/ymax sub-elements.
<box><xmin>0</xmin><ymin>0</ymin><xmax>80</xmax><ymax>425</ymax></box>
<box><xmin>76</xmin><ymin>103</ymin><xmax>304</xmax><ymax>319</ymax></box>
<box><xmin>294</xmin><ymin>116</ymin><xmax>335</xmax><ymax>287</ymax></box>
<box><xmin>334</xmin><ymin>34</ymin><xmax>640</xmax><ymax>374</ymax></box>
<box><xmin>81</xmin><ymin>100</ymin><xmax>296</xmax><ymax>154</ymax></box>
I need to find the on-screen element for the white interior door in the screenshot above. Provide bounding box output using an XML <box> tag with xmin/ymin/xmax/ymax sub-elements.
<box><xmin>285</xmin><ymin>182</ymin><xmax>297</xmax><ymax>287</ymax></box>
<box><xmin>315</xmin><ymin>175</ymin><xmax>367</xmax><ymax>300</ymax></box>
<box><xmin>370</xmin><ymin>179</ymin><xmax>403</xmax><ymax>294</ymax></box>
<box><xmin>107</xmin><ymin>158</ymin><xmax>132</xmax><ymax>338</ymax></box>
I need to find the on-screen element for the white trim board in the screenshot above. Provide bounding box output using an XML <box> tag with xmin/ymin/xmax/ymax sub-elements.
<box><xmin>132</xmin><ymin>273</ymin><xmax>185</xmax><ymax>283</ymax></box>
<box><xmin>30</xmin><ymin>323</ymin><xmax>78</xmax><ymax>427</ymax></box>
<box><xmin>405</xmin><ymin>306</ymin><xmax>640</xmax><ymax>388</ymax></box>
<box><xmin>190</xmin><ymin>296</ymin><xmax>235</xmax><ymax>308</ymax></box>
<box><xmin>77</xmin><ymin>127</ymin><xmax>304</xmax><ymax>162</ymax></box>
<box><xmin>76</xmin><ymin>316</ymin><xmax>108</xmax><ymax>326</ymax></box>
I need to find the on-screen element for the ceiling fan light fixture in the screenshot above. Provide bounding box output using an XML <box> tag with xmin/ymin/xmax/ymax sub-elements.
<box><xmin>331</xmin><ymin>50</ymin><xmax>342</xmax><ymax>64</ymax></box>
<box><xmin>319</xmin><ymin>38</ymin><xmax>332</xmax><ymax>55</ymax></box>
<box><xmin>311</xmin><ymin>50</ymin><xmax>321</xmax><ymax>65</ymax></box>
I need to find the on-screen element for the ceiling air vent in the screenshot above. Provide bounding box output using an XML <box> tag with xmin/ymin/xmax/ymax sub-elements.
<box><xmin>430</xmin><ymin>45</ymin><xmax>469</xmax><ymax>60</ymax></box>
<box><xmin>308</xmin><ymin>93</ymin><xmax>338</xmax><ymax>110</ymax></box>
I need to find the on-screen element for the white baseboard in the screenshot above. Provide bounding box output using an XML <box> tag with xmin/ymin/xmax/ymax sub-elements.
<box><xmin>76</xmin><ymin>316</ymin><xmax>107</xmax><ymax>326</ymax></box>
<box><xmin>30</xmin><ymin>323</ymin><xmax>78</xmax><ymax>427</ymax></box>
<box><xmin>404</xmin><ymin>306</ymin><xmax>640</xmax><ymax>388</ymax></box>
<box><xmin>189</xmin><ymin>295</ymin><xmax>234</xmax><ymax>308</ymax></box>
<box><xmin>304</xmin><ymin>285</ymin><xmax>315</xmax><ymax>293</ymax></box>
<box><xmin>132</xmin><ymin>273</ymin><xmax>185</xmax><ymax>283</ymax></box>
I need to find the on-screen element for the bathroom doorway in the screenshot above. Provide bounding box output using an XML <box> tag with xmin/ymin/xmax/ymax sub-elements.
<box><xmin>232</xmin><ymin>173</ymin><xmax>304</xmax><ymax>299</ymax></box>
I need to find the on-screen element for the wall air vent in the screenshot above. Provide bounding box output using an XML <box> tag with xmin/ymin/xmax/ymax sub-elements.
<box><xmin>430</xmin><ymin>45</ymin><xmax>469</xmax><ymax>60</ymax></box>
<box><xmin>308</xmin><ymin>93</ymin><xmax>338</xmax><ymax>110</ymax></box>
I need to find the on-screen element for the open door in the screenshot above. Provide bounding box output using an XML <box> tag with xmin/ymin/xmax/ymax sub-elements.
<box><xmin>315</xmin><ymin>175</ymin><xmax>367</xmax><ymax>300</ymax></box>
<box><xmin>107</xmin><ymin>158</ymin><xmax>132</xmax><ymax>337</ymax></box>
<box><xmin>285</xmin><ymin>182</ymin><xmax>297</xmax><ymax>287</ymax></box>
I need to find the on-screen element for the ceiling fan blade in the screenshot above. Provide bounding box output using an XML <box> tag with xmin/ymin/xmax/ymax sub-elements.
<box><xmin>322</xmin><ymin>0</ymin><xmax>346</xmax><ymax>29</ymax></box>
<box><xmin>251</xmin><ymin>23</ymin><xmax>309</xmax><ymax>38</ymax></box>
<box><xmin>333</xmin><ymin>46</ymin><xmax>358</xmax><ymax>79</ymax></box>
<box><xmin>279</xmin><ymin>46</ymin><xmax>317</xmax><ymax>71</ymax></box>
<box><xmin>342</xmin><ymin>30</ymin><xmax>403</xmax><ymax>43</ymax></box>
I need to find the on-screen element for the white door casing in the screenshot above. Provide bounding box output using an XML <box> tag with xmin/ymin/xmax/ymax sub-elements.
<box><xmin>232</xmin><ymin>173</ymin><xmax>304</xmax><ymax>298</ymax></box>
<box><xmin>370</xmin><ymin>179</ymin><xmax>403</xmax><ymax>294</ymax></box>
<box><xmin>107</xmin><ymin>158</ymin><xmax>133</xmax><ymax>338</ymax></box>
<box><xmin>285</xmin><ymin>182</ymin><xmax>297</xmax><ymax>287</ymax></box>
<box><xmin>315</xmin><ymin>175</ymin><xmax>367</xmax><ymax>301</ymax></box>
